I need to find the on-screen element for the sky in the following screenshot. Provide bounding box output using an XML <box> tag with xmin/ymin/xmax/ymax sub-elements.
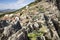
<box><xmin>0</xmin><ymin>0</ymin><xmax>35</xmax><ymax>10</ymax></box>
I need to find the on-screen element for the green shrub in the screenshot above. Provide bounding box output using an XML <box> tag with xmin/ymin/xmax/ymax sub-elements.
<box><xmin>39</xmin><ymin>5</ymin><xmax>45</xmax><ymax>13</ymax></box>
<box><xmin>28</xmin><ymin>30</ymin><xmax>44</xmax><ymax>40</ymax></box>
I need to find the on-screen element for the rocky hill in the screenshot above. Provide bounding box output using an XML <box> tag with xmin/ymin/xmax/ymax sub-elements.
<box><xmin>0</xmin><ymin>0</ymin><xmax>60</xmax><ymax>40</ymax></box>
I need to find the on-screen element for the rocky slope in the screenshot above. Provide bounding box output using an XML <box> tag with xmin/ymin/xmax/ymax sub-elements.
<box><xmin>0</xmin><ymin>0</ymin><xmax>60</xmax><ymax>40</ymax></box>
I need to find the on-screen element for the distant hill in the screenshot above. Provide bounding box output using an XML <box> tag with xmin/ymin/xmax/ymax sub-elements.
<box><xmin>0</xmin><ymin>9</ymin><xmax>16</xmax><ymax>13</ymax></box>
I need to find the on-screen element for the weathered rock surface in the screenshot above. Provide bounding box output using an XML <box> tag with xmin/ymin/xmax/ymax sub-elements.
<box><xmin>0</xmin><ymin>0</ymin><xmax>60</xmax><ymax>40</ymax></box>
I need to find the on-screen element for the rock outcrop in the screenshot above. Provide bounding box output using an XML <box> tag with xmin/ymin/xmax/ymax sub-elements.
<box><xmin>0</xmin><ymin>0</ymin><xmax>60</xmax><ymax>40</ymax></box>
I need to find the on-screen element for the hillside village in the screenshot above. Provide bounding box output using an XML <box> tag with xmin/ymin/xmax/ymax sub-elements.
<box><xmin>0</xmin><ymin>0</ymin><xmax>60</xmax><ymax>40</ymax></box>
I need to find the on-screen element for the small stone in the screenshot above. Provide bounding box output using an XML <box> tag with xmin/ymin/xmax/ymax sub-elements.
<box><xmin>34</xmin><ymin>22</ymin><xmax>39</xmax><ymax>28</ymax></box>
